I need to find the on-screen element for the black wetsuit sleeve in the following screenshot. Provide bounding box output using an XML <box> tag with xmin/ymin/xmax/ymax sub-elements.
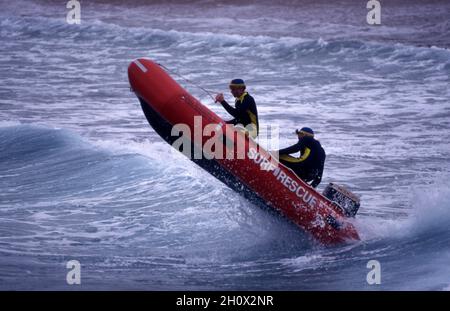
<box><xmin>278</xmin><ymin>141</ymin><xmax>303</xmax><ymax>155</ymax></box>
<box><xmin>220</xmin><ymin>100</ymin><xmax>237</xmax><ymax>117</ymax></box>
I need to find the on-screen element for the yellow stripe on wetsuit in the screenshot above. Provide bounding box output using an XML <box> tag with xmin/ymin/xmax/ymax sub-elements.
<box><xmin>237</xmin><ymin>92</ymin><xmax>248</xmax><ymax>103</ymax></box>
<box><xmin>246</xmin><ymin>110</ymin><xmax>258</xmax><ymax>138</ymax></box>
<box><xmin>280</xmin><ymin>147</ymin><xmax>311</xmax><ymax>162</ymax></box>
<box><xmin>236</xmin><ymin>92</ymin><xmax>258</xmax><ymax>139</ymax></box>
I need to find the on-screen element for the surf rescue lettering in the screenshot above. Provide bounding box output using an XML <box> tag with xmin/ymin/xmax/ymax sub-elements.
<box><xmin>248</xmin><ymin>147</ymin><xmax>319</xmax><ymax>209</ymax></box>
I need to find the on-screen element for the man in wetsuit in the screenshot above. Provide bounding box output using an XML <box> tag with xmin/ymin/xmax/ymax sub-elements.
<box><xmin>276</xmin><ymin>127</ymin><xmax>326</xmax><ymax>188</ymax></box>
<box><xmin>215</xmin><ymin>79</ymin><xmax>259</xmax><ymax>138</ymax></box>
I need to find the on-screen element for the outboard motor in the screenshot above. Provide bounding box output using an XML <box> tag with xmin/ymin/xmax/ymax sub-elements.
<box><xmin>322</xmin><ymin>183</ymin><xmax>360</xmax><ymax>217</ymax></box>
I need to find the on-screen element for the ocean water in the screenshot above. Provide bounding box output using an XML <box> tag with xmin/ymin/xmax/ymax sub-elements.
<box><xmin>0</xmin><ymin>0</ymin><xmax>450</xmax><ymax>290</ymax></box>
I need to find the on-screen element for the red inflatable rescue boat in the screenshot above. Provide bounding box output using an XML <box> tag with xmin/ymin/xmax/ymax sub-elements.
<box><xmin>128</xmin><ymin>58</ymin><xmax>360</xmax><ymax>245</ymax></box>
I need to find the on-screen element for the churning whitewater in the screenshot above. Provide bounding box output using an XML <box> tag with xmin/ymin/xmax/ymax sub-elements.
<box><xmin>1</xmin><ymin>0</ymin><xmax>450</xmax><ymax>290</ymax></box>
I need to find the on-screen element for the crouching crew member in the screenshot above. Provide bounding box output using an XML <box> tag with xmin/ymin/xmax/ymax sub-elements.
<box><xmin>276</xmin><ymin>127</ymin><xmax>326</xmax><ymax>188</ymax></box>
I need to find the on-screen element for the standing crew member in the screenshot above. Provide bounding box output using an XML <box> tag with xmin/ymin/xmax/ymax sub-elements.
<box><xmin>215</xmin><ymin>79</ymin><xmax>259</xmax><ymax>138</ymax></box>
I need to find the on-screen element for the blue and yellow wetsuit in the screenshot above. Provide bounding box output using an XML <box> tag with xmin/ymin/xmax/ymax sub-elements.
<box><xmin>278</xmin><ymin>136</ymin><xmax>326</xmax><ymax>188</ymax></box>
<box><xmin>219</xmin><ymin>92</ymin><xmax>259</xmax><ymax>138</ymax></box>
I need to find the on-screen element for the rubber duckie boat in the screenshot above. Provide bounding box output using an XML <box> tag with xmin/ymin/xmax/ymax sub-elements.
<box><xmin>128</xmin><ymin>58</ymin><xmax>360</xmax><ymax>245</ymax></box>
